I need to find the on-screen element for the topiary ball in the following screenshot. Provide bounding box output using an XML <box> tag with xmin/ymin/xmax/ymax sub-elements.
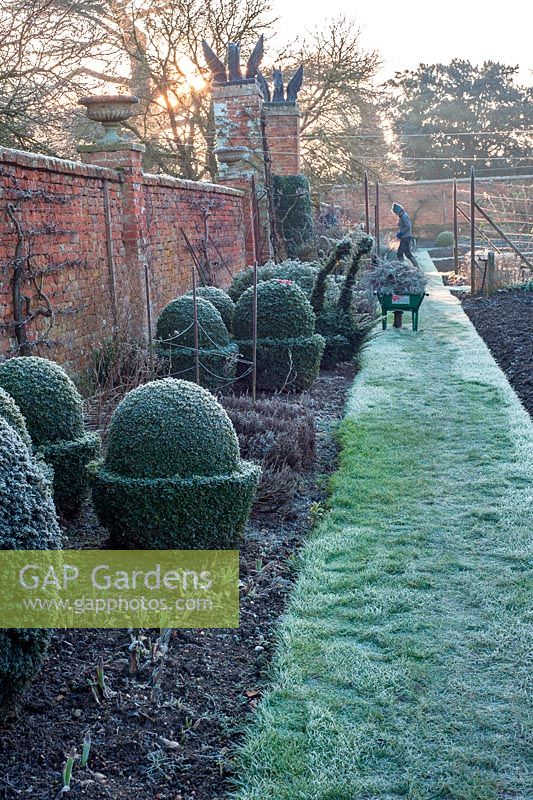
<box><xmin>234</xmin><ymin>280</ymin><xmax>325</xmax><ymax>392</ymax></box>
<box><xmin>228</xmin><ymin>261</ymin><xmax>327</xmax><ymax>303</ymax></box>
<box><xmin>0</xmin><ymin>417</ymin><xmax>62</xmax><ymax>712</ymax></box>
<box><xmin>233</xmin><ymin>280</ymin><xmax>316</xmax><ymax>340</ymax></box>
<box><xmin>436</xmin><ymin>230</ymin><xmax>454</xmax><ymax>248</ymax></box>
<box><xmin>0</xmin><ymin>357</ymin><xmax>83</xmax><ymax>446</ymax></box>
<box><xmin>184</xmin><ymin>287</ymin><xmax>235</xmax><ymax>332</ymax></box>
<box><xmin>155</xmin><ymin>297</ymin><xmax>238</xmax><ymax>392</ymax></box>
<box><xmin>0</xmin><ymin>357</ymin><xmax>100</xmax><ymax>517</ymax></box>
<box><xmin>0</xmin><ymin>387</ymin><xmax>31</xmax><ymax>447</ymax></box>
<box><xmin>89</xmin><ymin>379</ymin><xmax>260</xmax><ymax>549</ymax></box>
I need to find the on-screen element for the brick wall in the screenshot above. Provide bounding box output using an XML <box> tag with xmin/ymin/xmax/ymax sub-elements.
<box><xmin>0</xmin><ymin>146</ymin><xmax>247</xmax><ymax>379</ymax></box>
<box><xmin>263</xmin><ymin>103</ymin><xmax>301</xmax><ymax>176</ymax></box>
<box><xmin>326</xmin><ymin>175</ymin><xmax>533</xmax><ymax>241</ymax></box>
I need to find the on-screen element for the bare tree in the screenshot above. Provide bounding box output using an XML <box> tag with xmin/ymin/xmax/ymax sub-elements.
<box><xmin>0</xmin><ymin>0</ymin><xmax>100</xmax><ymax>153</ymax></box>
<box><xmin>50</xmin><ymin>0</ymin><xmax>276</xmax><ymax>178</ymax></box>
<box><xmin>277</xmin><ymin>17</ymin><xmax>398</xmax><ymax>186</ymax></box>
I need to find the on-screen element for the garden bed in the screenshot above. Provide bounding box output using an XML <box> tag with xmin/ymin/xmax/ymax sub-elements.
<box><xmin>462</xmin><ymin>289</ymin><xmax>533</xmax><ymax>416</ymax></box>
<box><xmin>0</xmin><ymin>365</ymin><xmax>355</xmax><ymax>800</ymax></box>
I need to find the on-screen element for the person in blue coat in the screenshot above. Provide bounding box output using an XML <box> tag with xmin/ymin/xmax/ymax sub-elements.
<box><xmin>392</xmin><ymin>202</ymin><xmax>418</xmax><ymax>266</ymax></box>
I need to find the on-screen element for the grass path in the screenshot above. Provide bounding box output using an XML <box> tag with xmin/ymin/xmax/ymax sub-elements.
<box><xmin>233</xmin><ymin>253</ymin><xmax>532</xmax><ymax>800</ymax></box>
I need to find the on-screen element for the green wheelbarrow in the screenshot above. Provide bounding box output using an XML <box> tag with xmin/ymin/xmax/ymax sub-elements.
<box><xmin>377</xmin><ymin>293</ymin><xmax>429</xmax><ymax>332</ymax></box>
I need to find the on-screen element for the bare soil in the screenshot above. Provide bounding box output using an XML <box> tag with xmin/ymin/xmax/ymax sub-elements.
<box><xmin>462</xmin><ymin>290</ymin><xmax>533</xmax><ymax>417</ymax></box>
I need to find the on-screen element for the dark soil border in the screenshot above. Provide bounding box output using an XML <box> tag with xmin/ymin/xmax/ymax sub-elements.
<box><xmin>462</xmin><ymin>290</ymin><xmax>533</xmax><ymax>417</ymax></box>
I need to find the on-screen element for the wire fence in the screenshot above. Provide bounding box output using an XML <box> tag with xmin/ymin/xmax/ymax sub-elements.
<box><xmin>454</xmin><ymin>169</ymin><xmax>533</xmax><ymax>292</ymax></box>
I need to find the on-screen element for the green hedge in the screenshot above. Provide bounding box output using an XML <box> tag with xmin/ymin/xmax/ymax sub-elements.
<box><xmin>273</xmin><ymin>175</ymin><xmax>315</xmax><ymax>259</ymax></box>
<box><xmin>184</xmin><ymin>286</ymin><xmax>235</xmax><ymax>332</ymax></box>
<box><xmin>238</xmin><ymin>335</ymin><xmax>325</xmax><ymax>393</ymax></box>
<box><xmin>0</xmin><ymin>418</ymin><xmax>61</xmax><ymax>711</ymax></box>
<box><xmin>0</xmin><ymin>357</ymin><xmax>100</xmax><ymax>517</ymax></box>
<box><xmin>89</xmin><ymin>379</ymin><xmax>260</xmax><ymax>548</ymax></box>
<box><xmin>155</xmin><ymin>296</ymin><xmax>237</xmax><ymax>392</ymax></box>
<box><xmin>42</xmin><ymin>433</ymin><xmax>100</xmax><ymax>517</ymax></box>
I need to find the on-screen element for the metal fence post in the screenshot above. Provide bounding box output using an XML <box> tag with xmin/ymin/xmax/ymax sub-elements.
<box><xmin>191</xmin><ymin>261</ymin><xmax>200</xmax><ymax>384</ymax></box>
<box><xmin>375</xmin><ymin>181</ymin><xmax>380</xmax><ymax>255</ymax></box>
<box><xmin>470</xmin><ymin>167</ymin><xmax>476</xmax><ymax>294</ymax></box>
<box><xmin>487</xmin><ymin>251</ymin><xmax>495</xmax><ymax>295</ymax></box>
<box><xmin>453</xmin><ymin>178</ymin><xmax>459</xmax><ymax>274</ymax></box>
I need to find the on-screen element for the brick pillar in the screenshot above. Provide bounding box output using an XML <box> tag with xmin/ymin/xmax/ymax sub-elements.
<box><xmin>212</xmin><ymin>79</ymin><xmax>272</xmax><ymax>264</ymax></box>
<box><xmin>78</xmin><ymin>141</ymin><xmax>150</xmax><ymax>341</ymax></box>
<box><xmin>263</xmin><ymin>102</ymin><xmax>301</xmax><ymax>176</ymax></box>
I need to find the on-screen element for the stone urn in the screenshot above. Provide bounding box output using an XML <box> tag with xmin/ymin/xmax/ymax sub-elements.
<box><xmin>213</xmin><ymin>145</ymin><xmax>252</xmax><ymax>177</ymax></box>
<box><xmin>78</xmin><ymin>95</ymin><xmax>139</xmax><ymax>145</ymax></box>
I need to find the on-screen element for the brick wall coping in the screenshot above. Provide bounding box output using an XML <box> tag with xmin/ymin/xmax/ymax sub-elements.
<box><xmin>331</xmin><ymin>174</ymin><xmax>533</xmax><ymax>189</ymax></box>
<box><xmin>0</xmin><ymin>146</ymin><xmax>118</xmax><ymax>180</ymax></box>
<box><xmin>141</xmin><ymin>172</ymin><xmax>244</xmax><ymax>196</ymax></box>
<box><xmin>0</xmin><ymin>147</ymin><xmax>245</xmax><ymax>199</ymax></box>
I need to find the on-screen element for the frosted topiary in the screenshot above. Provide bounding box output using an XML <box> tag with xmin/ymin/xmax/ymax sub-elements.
<box><xmin>184</xmin><ymin>286</ymin><xmax>235</xmax><ymax>332</ymax></box>
<box><xmin>228</xmin><ymin>260</ymin><xmax>326</xmax><ymax>302</ymax></box>
<box><xmin>234</xmin><ymin>280</ymin><xmax>325</xmax><ymax>392</ymax></box>
<box><xmin>0</xmin><ymin>387</ymin><xmax>31</xmax><ymax>447</ymax></box>
<box><xmin>436</xmin><ymin>231</ymin><xmax>454</xmax><ymax>247</ymax></box>
<box><xmin>0</xmin><ymin>357</ymin><xmax>100</xmax><ymax>517</ymax></box>
<box><xmin>0</xmin><ymin>417</ymin><xmax>62</xmax><ymax>711</ymax></box>
<box><xmin>155</xmin><ymin>296</ymin><xmax>238</xmax><ymax>392</ymax></box>
<box><xmin>89</xmin><ymin>379</ymin><xmax>260</xmax><ymax>549</ymax></box>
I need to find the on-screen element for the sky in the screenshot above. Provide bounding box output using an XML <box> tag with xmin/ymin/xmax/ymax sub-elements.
<box><xmin>270</xmin><ymin>0</ymin><xmax>533</xmax><ymax>84</ymax></box>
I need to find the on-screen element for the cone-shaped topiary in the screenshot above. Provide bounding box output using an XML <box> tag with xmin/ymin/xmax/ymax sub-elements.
<box><xmin>155</xmin><ymin>296</ymin><xmax>238</xmax><ymax>392</ymax></box>
<box><xmin>89</xmin><ymin>379</ymin><xmax>260</xmax><ymax>549</ymax></box>
<box><xmin>0</xmin><ymin>357</ymin><xmax>100</xmax><ymax>518</ymax></box>
<box><xmin>184</xmin><ymin>286</ymin><xmax>235</xmax><ymax>332</ymax></box>
<box><xmin>0</xmin><ymin>387</ymin><xmax>31</xmax><ymax>447</ymax></box>
<box><xmin>0</xmin><ymin>417</ymin><xmax>62</xmax><ymax>712</ymax></box>
<box><xmin>234</xmin><ymin>280</ymin><xmax>325</xmax><ymax>392</ymax></box>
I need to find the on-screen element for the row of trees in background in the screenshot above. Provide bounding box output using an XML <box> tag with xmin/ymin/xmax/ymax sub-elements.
<box><xmin>0</xmin><ymin>0</ymin><xmax>531</xmax><ymax>184</ymax></box>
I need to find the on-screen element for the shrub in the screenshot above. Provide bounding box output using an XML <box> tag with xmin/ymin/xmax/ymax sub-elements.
<box><xmin>155</xmin><ymin>296</ymin><xmax>238</xmax><ymax>392</ymax></box>
<box><xmin>360</xmin><ymin>258</ymin><xmax>428</xmax><ymax>295</ymax></box>
<box><xmin>316</xmin><ymin>230</ymin><xmax>377</xmax><ymax>368</ymax></box>
<box><xmin>222</xmin><ymin>396</ymin><xmax>315</xmax><ymax>471</ymax></box>
<box><xmin>436</xmin><ymin>230</ymin><xmax>454</xmax><ymax>247</ymax></box>
<box><xmin>272</xmin><ymin>174</ymin><xmax>315</xmax><ymax>259</ymax></box>
<box><xmin>89</xmin><ymin>379</ymin><xmax>260</xmax><ymax>549</ymax></box>
<box><xmin>310</xmin><ymin>237</ymin><xmax>353</xmax><ymax>315</ymax></box>
<box><xmin>0</xmin><ymin>387</ymin><xmax>31</xmax><ymax>447</ymax></box>
<box><xmin>337</xmin><ymin>231</ymin><xmax>375</xmax><ymax>312</ymax></box>
<box><xmin>234</xmin><ymin>280</ymin><xmax>325</xmax><ymax>392</ymax></box>
<box><xmin>0</xmin><ymin>418</ymin><xmax>62</xmax><ymax>711</ymax></box>
<box><xmin>0</xmin><ymin>357</ymin><xmax>100</xmax><ymax>517</ymax></box>
<box><xmin>228</xmin><ymin>260</ymin><xmax>324</xmax><ymax>303</ymax></box>
<box><xmin>222</xmin><ymin>395</ymin><xmax>315</xmax><ymax>517</ymax></box>
<box><xmin>316</xmin><ymin>306</ymin><xmax>376</xmax><ymax>369</ymax></box>
<box><xmin>184</xmin><ymin>286</ymin><xmax>235</xmax><ymax>332</ymax></box>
